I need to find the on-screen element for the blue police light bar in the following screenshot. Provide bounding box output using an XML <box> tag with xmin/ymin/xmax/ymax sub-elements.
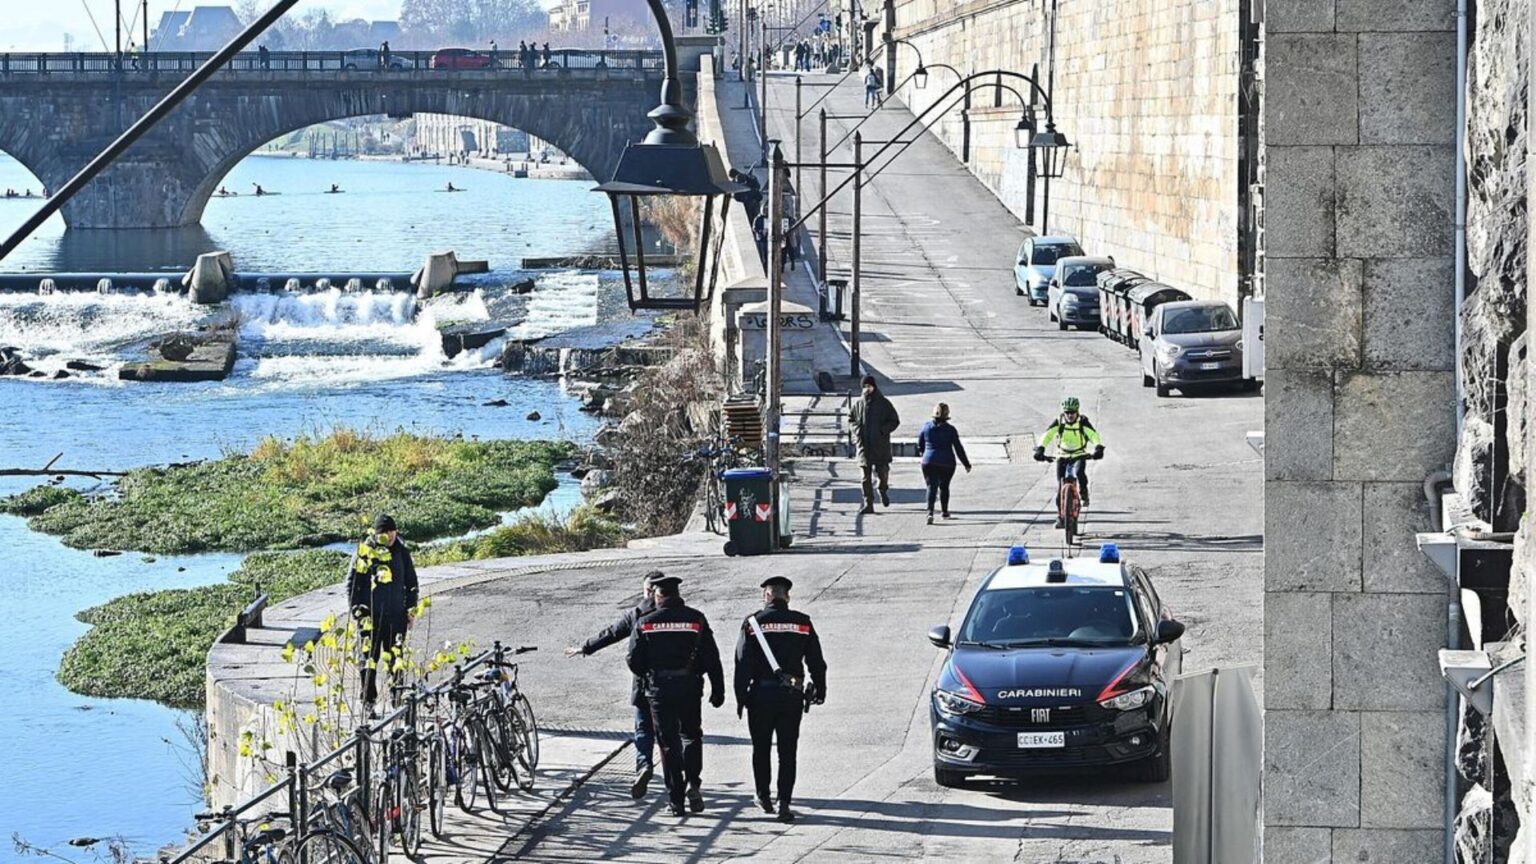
<box><xmin>1099</xmin><ymin>543</ymin><xmax>1121</xmax><ymax>563</ymax></box>
<box><xmin>1007</xmin><ymin>545</ymin><xmax>1030</xmax><ymax>566</ymax></box>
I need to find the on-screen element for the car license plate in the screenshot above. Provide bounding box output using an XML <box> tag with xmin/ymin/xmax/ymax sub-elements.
<box><xmin>1017</xmin><ymin>732</ymin><xmax>1065</xmax><ymax>748</ymax></box>
<box><xmin>1200</xmin><ymin>362</ymin><xmax>1222</xmax><ymax>370</ymax></box>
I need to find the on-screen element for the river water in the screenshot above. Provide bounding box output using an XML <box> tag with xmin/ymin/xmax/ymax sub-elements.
<box><xmin>0</xmin><ymin>153</ymin><xmax>620</xmax><ymax>854</ymax></box>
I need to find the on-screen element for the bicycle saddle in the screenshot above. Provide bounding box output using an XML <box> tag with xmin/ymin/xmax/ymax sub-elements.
<box><xmin>322</xmin><ymin>768</ymin><xmax>352</xmax><ymax>791</ymax></box>
<box><xmin>245</xmin><ymin>827</ymin><xmax>288</xmax><ymax>848</ymax></box>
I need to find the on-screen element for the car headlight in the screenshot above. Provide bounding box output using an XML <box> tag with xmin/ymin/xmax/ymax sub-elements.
<box><xmin>934</xmin><ymin>689</ymin><xmax>985</xmax><ymax>717</ymax></box>
<box><xmin>1098</xmin><ymin>685</ymin><xmax>1155</xmax><ymax>711</ymax></box>
<box><xmin>1157</xmin><ymin>344</ymin><xmax>1182</xmax><ymax>360</ymax></box>
<box><xmin>1062</xmin><ymin>294</ymin><xmax>1079</xmax><ymax>305</ymax></box>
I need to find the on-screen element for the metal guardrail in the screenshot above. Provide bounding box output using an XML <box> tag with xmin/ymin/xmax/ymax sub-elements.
<box><xmin>0</xmin><ymin>49</ymin><xmax>663</xmax><ymax>76</ymax></box>
<box><xmin>163</xmin><ymin>643</ymin><xmax>512</xmax><ymax>864</ymax></box>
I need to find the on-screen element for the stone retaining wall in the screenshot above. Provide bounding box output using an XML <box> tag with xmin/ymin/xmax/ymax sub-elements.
<box><xmin>891</xmin><ymin>0</ymin><xmax>1243</xmax><ymax>306</ymax></box>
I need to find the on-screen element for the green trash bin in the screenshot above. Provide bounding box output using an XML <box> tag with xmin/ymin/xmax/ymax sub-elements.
<box><xmin>723</xmin><ymin>467</ymin><xmax>775</xmax><ymax>556</ymax></box>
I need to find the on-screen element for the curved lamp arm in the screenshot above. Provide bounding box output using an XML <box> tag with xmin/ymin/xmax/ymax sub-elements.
<box><xmin>829</xmin><ymin>58</ymin><xmax>962</xmax><ymax>152</ymax></box>
<box><xmin>641</xmin><ymin>0</ymin><xmax>696</xmax><ymax>145</ymax></box>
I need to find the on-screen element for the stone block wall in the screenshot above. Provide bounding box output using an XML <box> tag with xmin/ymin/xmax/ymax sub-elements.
<box><xmin>890</xmin><ymin>0</ymin><xmax>1243</xmax><ymax>306</ymax></box>
<box><xmin>1263</xmin><ymin>0</ymin><xmax>1458</xmax><ymax>859</ymax></box>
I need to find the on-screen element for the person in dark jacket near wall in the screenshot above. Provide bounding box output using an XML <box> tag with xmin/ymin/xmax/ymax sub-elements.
<box><xmin>734</xmin><ymin>576</ymin><xmax>827</xmax><ymax>822</ymax></box>
<box><xmin>627</xmin><ymin>574</ymin><xmax>725</xmax><ymax>817</ymax></box>
<box><xmin>849</xmin><ymin>375</ymin><xmax>900</xmax><ymax>514</ymax></box>
<box><xmin>566</xmin><ymin>571</ymin><xmax>661</xmax><ymax>798</ymax></box>
<box><xmin>916</xmin><ymin>402</ymin><xmax>972</xmax><ymax>524</ymax></box>
<box><xmin>347</xmin><ymin>513</ymin><xmax>419</xmax><ymax>707</ymax></box>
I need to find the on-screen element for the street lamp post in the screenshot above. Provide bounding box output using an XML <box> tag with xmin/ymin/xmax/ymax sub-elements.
<box><xmin>850</xmin><ymin>131</ymin><xmax>863</xmax><ymax>377</ymax></box>
<box><xmin>594</xmin><ymin>0</ymin><xmax>744</xmax><ymax>312</ymax></box>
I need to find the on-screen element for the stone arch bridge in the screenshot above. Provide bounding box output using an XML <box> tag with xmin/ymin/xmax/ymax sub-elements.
<box><xmin>0</xmin><ymin>51</ymin><xmax>668</xmax><ymax>229</ymax></box>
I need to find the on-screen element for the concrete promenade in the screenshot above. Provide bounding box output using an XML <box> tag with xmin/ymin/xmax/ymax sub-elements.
<box><xmin>208</xmin><ymin>70</ymin><xmax>1262</xmax><ymax>862</ymax></box>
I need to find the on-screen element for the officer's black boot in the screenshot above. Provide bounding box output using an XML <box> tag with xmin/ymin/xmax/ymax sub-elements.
<box><xmin>687</xmin><ymin>782</ymin><xmax>704</xmax><ymax>813</ymax></box>
<box><xmin>755</xmin><ymin>791</ymin><xmax>774</xmax><ymax>813</ymax></box>
<box><xmin>777</xmin><ymin>801</ymin><xmax>796</xmax><ymax>822</ymax></box>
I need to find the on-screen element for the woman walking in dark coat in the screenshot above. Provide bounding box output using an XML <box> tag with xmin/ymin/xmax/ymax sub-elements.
<box><xmin>916</xmin><ymin>402</ymin><xmax>971</xmax><ymax>524</ymax></box>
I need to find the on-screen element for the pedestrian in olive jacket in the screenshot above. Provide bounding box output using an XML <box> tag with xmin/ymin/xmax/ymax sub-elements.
<box><xmin>849</xmin><ymin>375</ymin><xmax>899</xmax><ymax>513</ymax></box>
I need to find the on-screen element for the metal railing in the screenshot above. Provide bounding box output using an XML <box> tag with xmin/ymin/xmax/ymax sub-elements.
<box><xmin>163</xmin><ymin>642</ymin><xmax>512</xmax><ymax>864</ymax></box>
<box><xmin>0</xmin><ymin>49</ymin><xmax>663</xmax><ymax>76</ymax></box>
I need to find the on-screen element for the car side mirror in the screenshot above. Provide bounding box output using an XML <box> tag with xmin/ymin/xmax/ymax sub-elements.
<box><xmin>1156</xmin><ymin>619</ymin><xmax>1186</xmax><ymax>644</ymax></box>
<box><xmin>927</xmin><ymin>625</ymin><xmax>951</xmax><ymax>648</ymax></box>
<box><xmin>1018</xmin><ymin>259</ymin><xmax>1027</xmax><ymax>266</ymax></box>
<box><xmin>1143</xmin><ymin>324</ymin><xmax>1155</xmax><ymax>337</ymax></box>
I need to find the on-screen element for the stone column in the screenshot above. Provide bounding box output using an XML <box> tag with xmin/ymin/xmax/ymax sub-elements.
<box><xmin>1263</xmin><ymin>0</ymin><xmax>1458</xmax><ymax>860</ymax></box>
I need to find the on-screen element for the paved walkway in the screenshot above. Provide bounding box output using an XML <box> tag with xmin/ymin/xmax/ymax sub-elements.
<box><xmin>221</xmin><ymin>69</ymin><xmax>1261</xmax><ymax>863</ymax></box>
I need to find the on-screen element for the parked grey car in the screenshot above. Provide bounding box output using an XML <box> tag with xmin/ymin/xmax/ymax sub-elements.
<box><xmin>1047</xmin><ymin>255</ymin><xmax>1115</xmax><ymax>330</ymax></box>
<box><xmin>1013</xmin><ymin>235</ymin><xmax>1083</xmax><ymax>305</ymax></box>
<box><xmin>1139</xmin><ymin>300</ymin><xmax>1254</xmax><ymax>396</ymax></box>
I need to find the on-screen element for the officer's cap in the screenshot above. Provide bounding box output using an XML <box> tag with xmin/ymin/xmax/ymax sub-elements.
<box><xmin>373</xmin><ymin>513</ymin><xmax>397</xmax><ymax>532</ymax></box>
<box><xmin>645</xmin><ymin>572</ymin><xmax>681</xmax><ymax>589</ymax></box>
<box><xmin>760</xmin><ymin>576</ymin><xmax>793</xmax><ymax>590</ymax></box>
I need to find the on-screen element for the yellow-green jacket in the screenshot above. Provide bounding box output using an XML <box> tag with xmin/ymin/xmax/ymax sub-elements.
<box><xmin>1040</xmin><ymin>413</ymin><xmax>1102</xmax><ymax>457</ymax></box>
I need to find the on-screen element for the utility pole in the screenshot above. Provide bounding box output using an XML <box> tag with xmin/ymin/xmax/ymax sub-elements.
<box><xmin>881</xmin><ymin>0</ymin><xmax>895</xmax><ymax>96</ymax></box>
<box><xmin>759</xmin><ymin>13</ymin><xmax>768</xmax><ymax>166</ymax></box>
<box><xmin>1025</xmin><ymin>61</ymin><xmax>1038</xmax><ymax>226</ymax></box>
<box><xmin>817</xmin><ymin>107</ymin><xmax>827</xmax><ymax>280</ymax></box>
<box><xmin>1042</xmin><ymin>0</ymin><xmax>1057</xmax><ymax>233</ymax></box>
<box><xmin>765</xmin><ymin>143</ymin><xmax>786</xmax><ymax>479</ymax></box>
<box><xmin>850</xmin><ymin>132</ymin><xmax>862</xmax><ymax>377</ymax></box>
<box><xmin>794</xmin><ymin>76</ymin><xmax>803</xmax><ymax>201</ymax></box>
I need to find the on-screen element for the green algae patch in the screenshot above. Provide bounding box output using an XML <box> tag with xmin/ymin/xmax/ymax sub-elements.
<box><xmin>27</xmin><ymin>428</ymin><xmax>576</xmax><ymax>555</ymax></box>
<box><xmin>414</xmin><ymin>505</ymin><xmax>628</xmax><ymax>566</ymax></box>
<box><xmin>58</xmin><ymin>550</ymin><xmax>349</xmax><ymax>708</ymax></box>
<box><xmin>0</xmin><ymin>485</ymin><xmax>82</xmax><ymax>516</ymax></box>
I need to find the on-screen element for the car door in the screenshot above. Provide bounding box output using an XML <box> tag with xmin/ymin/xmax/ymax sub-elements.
<box><xmin>1133</xmin><ymin>568</ymin><xmax>1181</xmax><ymax>680</ymax></box>
<box><xmin>1047</xmin><ymin>263</ymin><xmax>1062</xmax><ymax>314</ymax></box>
<box><xmin>1014</xmin><ymin>239</ymin><xmax>1032</xmax><ymax>291</ymax></box>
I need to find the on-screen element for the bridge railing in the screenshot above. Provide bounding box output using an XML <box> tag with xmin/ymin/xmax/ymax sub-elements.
<box><xmin>0</xmin><ymin>49</ymin><xmax>663</xmax><ymax>76</ymax></box>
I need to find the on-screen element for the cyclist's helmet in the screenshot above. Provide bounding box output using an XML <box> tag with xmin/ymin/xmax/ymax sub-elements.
<box><xmin>1061</xmin><ymin>396</ymin><xmax>1080</xmax><ymax>413</ymax></box>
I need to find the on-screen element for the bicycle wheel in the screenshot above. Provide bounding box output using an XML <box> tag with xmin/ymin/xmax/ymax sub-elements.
<box><xmin>342</xmin><ymin>797</ymin><xmax>375</xmax><ymax>863</ymax></box>
<box><xmin>292</xmin><ymin>828</ymin><xmax>368</xmax><ymax>864</ymax></box>
<box><xmin>1061</xmin><ymin>484</ymin><xmax>1080</xmax><ymax>547</ymax></box>
<box><xmin>452</xmin><ymin>723</ymin><xmax>478</xmax><ymax>813</ymax></box>
<box><xmin>427</xmin><ymin>735</ymin><xmax>448</xmax><ymax>839</ymax></box>
<box><xmin>486</xmin><ymin>706</ymin><xmax>519</xmax><ymax>793</ymax></box>
<box><xmin>512</xmin><ymin>691</ymin><xmax>540</xmax><ymax>775</ymax></box>
<box><xmin>397</xmin><ymin>766</ymin><xmax>424</xmax><ymax>859</ymax></box>
<box><xmin>704</xmin><ymin>473</ymin><xmax>724</xmax><ymax>535</ymax></box>
<box><xmin>374</xmin><ymin>777</ymin><xmax>392</xmax><ymax>864</ymax></box>
<box><xmin>475</xmin><ymin>719</ymin><xmax>502</xmax><ymax>811</ymax></box>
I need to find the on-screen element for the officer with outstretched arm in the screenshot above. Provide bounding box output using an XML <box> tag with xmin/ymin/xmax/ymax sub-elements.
<box><xmin>565</xmin><ymin>570</ymin><xmax>660</xmax><ymax>799</ymax></box>
<box><xmin>626</xmin><ymin>574</ymin><xmax>725</xmax><ymax>817</ymax></box>
<box><xmin>734</xmin><ymin>575</ymin><xmax>827</xmax><ymax>822</ymax></box>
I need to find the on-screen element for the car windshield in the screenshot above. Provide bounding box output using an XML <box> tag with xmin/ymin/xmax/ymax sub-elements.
<box><xmin>1031</xmin><ymin>243</ymin><xmax>1083</xmax><ymax>266</ymax></box>
<box><xmin>1162</xmin><ymin>306</ymin><xmax>1239</xmax><ymax>334</ymax></box>
<box><xmin>1063</xmin><ymin>264</ymin><xmax>1107</xmax><ymax>287</ymax></box>
<box><xmin>959</xmin><ymin>587</ymin><xmax>1141</xmax><ymax>646</ymax></box>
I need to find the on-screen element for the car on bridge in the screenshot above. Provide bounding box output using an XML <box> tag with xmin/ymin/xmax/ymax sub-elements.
<box><xmin>430</xmin><ymin>48</ymin><xmax>496</xmax><ymax>70</ymax></box>
<box><xmin>341</xmin><ymin>49</ymin><xmax>415</xmax><ymax>70</ymax></box>
<box><xmin>926</xmin><ymin>546</ymin><xmax>1184</xmax><ymax>787</ymax></box>
<box><xmin>1013</xmin><ymin>235</ymin><xmax>1083</xmax><ymax>305</ymax></box>
<box><xmin>1047</xmin><ymin>255</ymin><xmax>1115</xmax><ymax>330</ymax></box>
<box><xmin>1138</xmin><ymin>299</ymin><xmax>1252</xmax><ymax>397</ymax></box>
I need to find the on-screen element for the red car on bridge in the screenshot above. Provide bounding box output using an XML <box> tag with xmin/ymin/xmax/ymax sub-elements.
<box><xmin>430</xmin><ymin>49</ymin><xmax>495</xmax><ymax>70</ymax></box>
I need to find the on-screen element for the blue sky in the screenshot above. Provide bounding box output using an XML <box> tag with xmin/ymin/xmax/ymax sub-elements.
<box><xmin>0</xmin><ymin>1</ymin><xmax>447</xmax><ymax>51</ymax></box>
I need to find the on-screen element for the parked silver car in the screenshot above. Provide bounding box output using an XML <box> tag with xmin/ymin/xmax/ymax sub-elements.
<box><xmin>1047</xmin><ymin>255</ymin><xmax>1115</xmax><ymax>330</ymax></box>
<box><xmin>1139</xmin><ymin>300</ymin><xmax>1254</xmax><ymax>396</ymax></box>
<box><xmin>1013</xmin><ymin>235</ymin><xmax>1083</xmax><ymax>305</ymax></box>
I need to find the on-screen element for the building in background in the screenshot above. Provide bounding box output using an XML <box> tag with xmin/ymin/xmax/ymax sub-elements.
<box><xmin>149</xmin><ymin>6</ymin><xmax>241</xmax><ymax>51</ymax></box>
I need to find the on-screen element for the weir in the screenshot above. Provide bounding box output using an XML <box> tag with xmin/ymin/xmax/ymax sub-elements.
<box><xmin>0</xmin><ymin>272</ymin><xmax>415</xmax><ymax>294</ymax></box>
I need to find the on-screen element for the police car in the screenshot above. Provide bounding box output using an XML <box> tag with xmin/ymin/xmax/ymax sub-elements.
<box><xmin>926</xmin><ymin>545</ymin><xmax>1185</xmax><ymax>786</ymax></box>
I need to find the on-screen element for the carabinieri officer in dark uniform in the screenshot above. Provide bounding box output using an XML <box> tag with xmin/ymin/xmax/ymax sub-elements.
<box><xmin>626</xmin><ymin>573</ymin><xmax>725</xmax><ymax>817</ymax></box>
<box><xmin>734</xmin><ymin>575</ymin><xmax>827</xmax><ymax>822</ymax></box>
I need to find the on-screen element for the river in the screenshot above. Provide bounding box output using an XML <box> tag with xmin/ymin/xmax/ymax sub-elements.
<box><xmin>0</xmin><ymin>152</ymin><xmax>620</xmax><ymax>855</ymax></box>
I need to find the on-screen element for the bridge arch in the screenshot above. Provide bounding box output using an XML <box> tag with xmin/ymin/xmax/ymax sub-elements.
<box><xmin>0</xmin><ymin>69</ymin><xmax>661</xmax><ymax>229</ymax></box>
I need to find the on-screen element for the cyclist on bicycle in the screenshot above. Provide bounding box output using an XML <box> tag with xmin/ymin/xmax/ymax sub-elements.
<box><xmin>1033</xmin><ymin>397</ymin><xmax>1105</xmax><ymax>520</ymax></box>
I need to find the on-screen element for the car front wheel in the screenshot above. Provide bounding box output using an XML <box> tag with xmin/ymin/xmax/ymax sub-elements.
<box><xmin>934</xmin><ymin>763</ymin><xmax>967</xmax><ymax>788</ymax></box>
<box><xmin>1133</xmin><ymin>729</ymin><xmax>1171</xmax><ymax>782</ymax></box>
